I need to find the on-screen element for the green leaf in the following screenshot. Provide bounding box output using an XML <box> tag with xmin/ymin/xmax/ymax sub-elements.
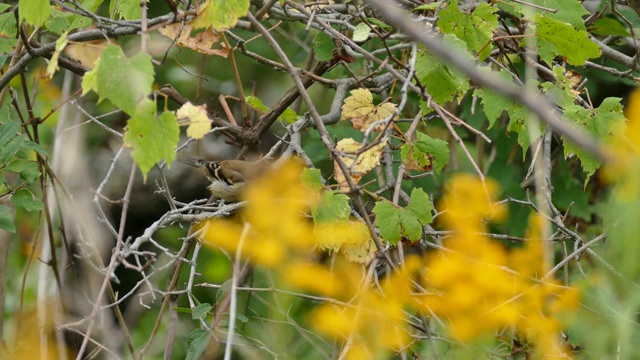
<box><xmin>192</xmin><ymin>0</ymin><xmax>250</xmax><ymax>31</ymax></box>
<box><xmin>0</xmin><ymin>11</ymin><xmax>17</xmax><ymax>38</ymax></box>
<box><xmin>0</xmin><ymin>205</ymin><xmax>15</xmax><ymax>233</ymax></box>
<box><xmin>412</xmin><ymin>3</ymin><xmax>438</xmax><ymax>11</ymax></box>
<box><xmin>438</xmin><ymin>0</ymin><xmax>498</xmax><ymax>60</ymax></box>
<box><xmin>95</xmin><ymin>44</ymin><xmax>154</xmax><ymax>114</ymax></box>
<box><xmin>192</xmin><ymin>303</ymin><xmax>213</xmax><ymax>320</ymax></box>
<box><xmin>407</xmin><ymin>188</ymin><xmax>433</xmax><ymax>224</ymax></box>
<box><xmin>534</xmin><ymin>15</ymin><xmax>601</xmax><ymax>66</ymax></box>
<box><xmin>11</xmin><ymin>188</ymin><xmax>43</xmax><ymax>212</ymax></box>
<box><xmin>0</xmin><ymin>38</ymin><xmax>16</xmax><ymax>53</ymax></box>
<box><xmin>373</xmin><ymin>190</ymin><xmax>433</xmax><ymax>245</ymax></box>
<box><xmin>245</xmin><ymin>95</ymin><xmax>269</xmax><ymax>112</ymax></box>
<box><xmin>109</xmin><ymin>0</ymin><xmax>140</xmax><ymax>20</ymax></box>
<box><xmin>47</xmin><ymin>32</ymin><xmax>69</xmax><ymax>79</ymax></box>
<box><xmin>414</xmin><ymin>132</ymin><xmax>450</xmax><ymax>174</ymax></box>
<box><xmin>246</xmin><ymin>96</ymin><xmax>297</xmax><ymax>123</ymax></box>
<box><xmin>0</xmin><ymin>134</ymin><xmax>25</xmax><ymax>164</ymax></box>
<box><xmin>123</xmin><ymin>101</ymin><xmax>179</xmax><ymax>181</ymax></box>
<box><xmin>235</xmin><ymin>313</ymin><xmax>249</xmax><ymax>323</ymax></box>
<box><xmin>7</xmin><ymin>159</ymin><xmax>40</xmax><ymax>183</ymax></box>
<box><xmin>313</xmin><ymin>191</ymin><xmax>350</xmax><ymax>223</ymax></box>
<box><xmin>81</xmin><ymin>59</ymin><xmax>99</xmax><ymax>96</ymax></box>
<box><xmin>366</xmin><ymin>18</ymin><xmax>391</xmax><ymax>29</ymax></box>
<box><xmin>506</xmin><ymin>103</ymin><xmax>535</xmax><ymax>156</ymax></box>
<box><xmin>589</xmin><ymin>17</ymin><xmax>631</xmax><ymax>37</ymax></box>
<box><xmin>474</xmin><ymin>87</ymin><xmax>513</xmax><ymax>129</ymax></box>
<box><xmin>69</xmin><ymin>0</ymin><xmax>104</xmax><ymax>29</ymax></box>
<box><xmin>499</xmin><ymin>0</ymin><xmax>588</xmax><ymax>30</ymax></box>
<box><xmin>415</xmin><ymin>36</ymin><xmax>470</xmax><ymax>105</ymax></box>
<box><xmin>46</xmin><ymin>8</ymin><xmax>71</xmax><ymax>35</ymax></box>
<box><xmin>19</xmin><ymin>0</ymin><xmax>51</xmax><ymax>27</ymax></box>
<box><xmin>401</xmin><ymin>132</ymin><xmax>449</xmax><ymax>174</ymax></box>
<box><xmin>215</xmin><ymin>279</ymin><xmax>232</xmax><ymax>302</ymax></box>
<box><xmin>313</xmin><ymin>31</ymin><xmax>334</xmax><ymax>62</ymax></box>
<box><xmin>301</xmin><ymin>168</ymin><xmax>324</xmax><ymax>191</ymax></box>
<box><xmin>22</xmin><ymin>140</ymin><xmax>48</xmax><ymax>156</ymax></box>
<box><xmin>563</xmin><ymin>97</ymin><xmax>626</xmax><ymax>182</ymax></box>
<box><xmin>185</xmin><ymin>329</ymin><xmax>210</xmax><ymax>360</ymax></box>
<box><xmin>0</xmin><ymin>121</ymin><xmax>20</xmax><ymax>147</ymax></box>
<box><xmin>352</xmin><ymin>23</ymin><xmax>371</xmax><ymax>42</ymax></box>
<box><xmin>279</xmin><ymin>108</ymin><xmax>297</xmax><ymax>123</ymax></box>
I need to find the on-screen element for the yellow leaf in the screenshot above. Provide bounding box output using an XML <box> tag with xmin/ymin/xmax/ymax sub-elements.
<box><xmin>315</xmin><ymin>220</ymin><xmax>374</xmax><ymax>264</ymax></box>
<box><xmin>158</xmin><ymin>24</ymin><xmax>229</xmax><ymax>58</ymax></box>
<box><xmin>341</xmin><ymin>88</ymin><xmax>397</xmax><ymax>131</ymax></box>
<box><xmin>65</xmin><ymin>39</ymin><xmax>107</xmax><ymax>69</ymax></box>
<box><xmin>334</xmin><ymin>138</ymin><xmax>384</xmax><ymax>192</ymax></box>
<box><xmin>46</xmin><ymin>32</ymin><xmax>68</xmax><ymax>79</ymax></box>
<box><xmin>177</xmin><ymin>102</ymin><xmax>212</xmax><ymax>139</ymax></box>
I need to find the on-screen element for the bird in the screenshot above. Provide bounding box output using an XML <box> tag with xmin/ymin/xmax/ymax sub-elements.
<box><xmin>182</xmin><ymin>157</ymin><xmax>269</xmax><ymax>201</ymax></box>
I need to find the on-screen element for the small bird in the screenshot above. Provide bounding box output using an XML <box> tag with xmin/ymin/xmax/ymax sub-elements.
<box><xmin>183</xmin><ymin>158</ymin><xmax>268</xmax><ymax>201</ymax></box>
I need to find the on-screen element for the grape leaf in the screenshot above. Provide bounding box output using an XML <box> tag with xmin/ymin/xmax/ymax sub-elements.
<box><xmin>438</xmin><ymin>0</ymin><xmax>498</xmax><ymax>60</ymax></box>
<box><xmin>373</xmin><ymin>188</ymin><xmax>433</xmax><ymax>245</ymax></box>
<box><xmin>109</xmin><ymin>0</ymin><xmax>140</xmax><ymax>20</ymax></box>
<box><xmin>313</xmin><ymin>191</ymin><xmax>350</xmax><ymax>223</ymax></box>
<box><xmin>19</xmin><ymin>0</ymin><xmax>51</xmax><ymax>26</ymax></box>
<box><xmin>499</xmin><ymin>0</ymin><xmax>588</xmax><ymax>30</ymax></box>
<box><xmin>534</xmin><ymin>15</ymin><xmax>601</xmax><ymax>66</ymax></box>
<box><xmin>47</xmin><ymin>32</ymin><xmax>69</xmax><ymax>79</ymax></box>
<box><xmin>93</xmin><ymin>44</ymin><xmax>154</xmax><ymax>115</ymax></box>
<box><xmin>341</xmin><ymin>88</ymin><xmax>397</xmax><ymax>131</ymax></box>
<box><xmin>334</xmin><ymin>139</ymin><xmax>384</xmax><ymax>192</ymax></box>
<box><xmin>0</xmin><ymin>11</ymin><xmax>17</xmax><ymax>38</ymax></box>
<box><xmin>313</xmin><ymin>32</ymin><xmax>334</xmax><ymax>62</ymax></box>
<box><xmin>352</xmin><ymin>23</ymin><xmax>371</xmax><ymax>42</ymax></box>
<box><xmin>589</xmin><ymin>17</ymin><xmax>631</xmax><ymax>37</ymax></box>
<box><xmin>415</xmin><ymin>36</ymin><xmax>470</xmax><ymax>105</ymax></box>
<box><xmin>192</xmin><ymin>0</ymin><xmax>250</xmax><ymax>31</ymax></box>
<box><xmin>563</xmin><ymin>97</ymin><xmax>626</xmax><ymax>182</ymax></box>
<box><xmin>176</xmin><ymin>102</ymin><xmax>212</xmax><ymax>140</ymax></box>
<box><xmin>401</xmin><ymin>131</ymin><xmax>450</xmax><ymax>174</ymax></box>
<box><xmin>123</xmin><ymin>101</ymin><xmax>179</xmax><ymax>181</ymax></box>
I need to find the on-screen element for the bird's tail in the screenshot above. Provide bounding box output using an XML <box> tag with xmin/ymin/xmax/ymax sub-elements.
<box><xmin>181</xmin><ymin>157</ymin><xmax>206</xmax><ymax>168</ymax></box>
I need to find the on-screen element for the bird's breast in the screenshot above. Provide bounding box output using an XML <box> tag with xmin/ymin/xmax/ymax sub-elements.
<box><xmin>208</xmin><ymin>181</ymin><xmax>242</xmax><ymax>201</ymax></box>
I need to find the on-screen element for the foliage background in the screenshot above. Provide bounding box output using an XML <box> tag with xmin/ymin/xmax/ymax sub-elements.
<box><xmin>2</xmin><ymin>0</ymin><xmax>640</xmax><ymax>358</ymax></box>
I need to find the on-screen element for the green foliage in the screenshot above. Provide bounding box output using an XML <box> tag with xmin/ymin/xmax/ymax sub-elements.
<box><xmin>313</xmin><ymin>31</ymin><xmax>334</xmax><ymax>61</ymax></box>
<box><xmin>123</xmin><ymin>100</ymin><xmax>179</xmax><ymax>181</ymax></box>
<box><xmin>438</xmin><ymin>0</ymin><xmax>498</xmax><ymax>60</ymax></box>
<box><xmin>401</xmin><ymin>131</ymin><xmax>450</xmax><ymax>174</ymax></box>
<box><xmin>89</xmin><ymin>44</ymin><xmax>154</xmax><ymax>115</ymax></box>
<box><xmin>589</xmin><ymin>17</ymin><xmax>631</xmax><ymax>37</ymax></box>
<box><xmin>109</xmin><ymin>0</ymin><xmax>140</xmax><ymax>20</ymax></box>
<box><xmin>533</xmin><ymin>15</ymin><xmax>601</xmax><ymax>66</ymax></box>
<box><xmin>0</xmin><ymin>5</ymin><xmax>17</xmax><ymax>38</ymax></box>
<box><xmin>0</xmin><ymin>121</ymin><xmax>44</xmax><ymax>233</ymax></box>
<box><xmin>245</xmin><ymin>95</ymin><xmax>297</xmax><ymax>123</ymax></box>
<box><xmin>500</xmin><ymin>0</ymin><xmax>589</xmax><ymax>30</ymax></box>
<box><xmin>186</xmin><ymin>329</ymin><xmax>210</xmax><ymax>360</ymax></box>
<box><xmin>192</xmin><ymin>0</ymin><xmax>251</xmax><ymax>30</ymax></box>
<box><xmin>313</xmin><ymin>191</ymin><xmax>350</xmax><ymax>223</ymax></box>
<box><xmin>563</xmin><ymin>97</ymin><xmax>626</xmax><ymax>181</ymax></box>
<box><xmin>415</xmin><ymin>35</ymin><xmax>470</xmax><ymax>105</ymax></box>
<box><xmin>7</xmin><ymin>0</ymin><xmax>640</xmax><ymax>358</ymax></box>
<box><xmin>18</xmin><ymin>0</ymin><xmax>51</xmax><ymax>26</ymax></box>
<box><xmin>373</xmin><ymin>188</ymin><xmax>433</xmax><ymax>244</ymax></box>
<box><xmin>300</xmin><ymin>168</ymin><xmax>324</xmax><ymax>191</ymax></box>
